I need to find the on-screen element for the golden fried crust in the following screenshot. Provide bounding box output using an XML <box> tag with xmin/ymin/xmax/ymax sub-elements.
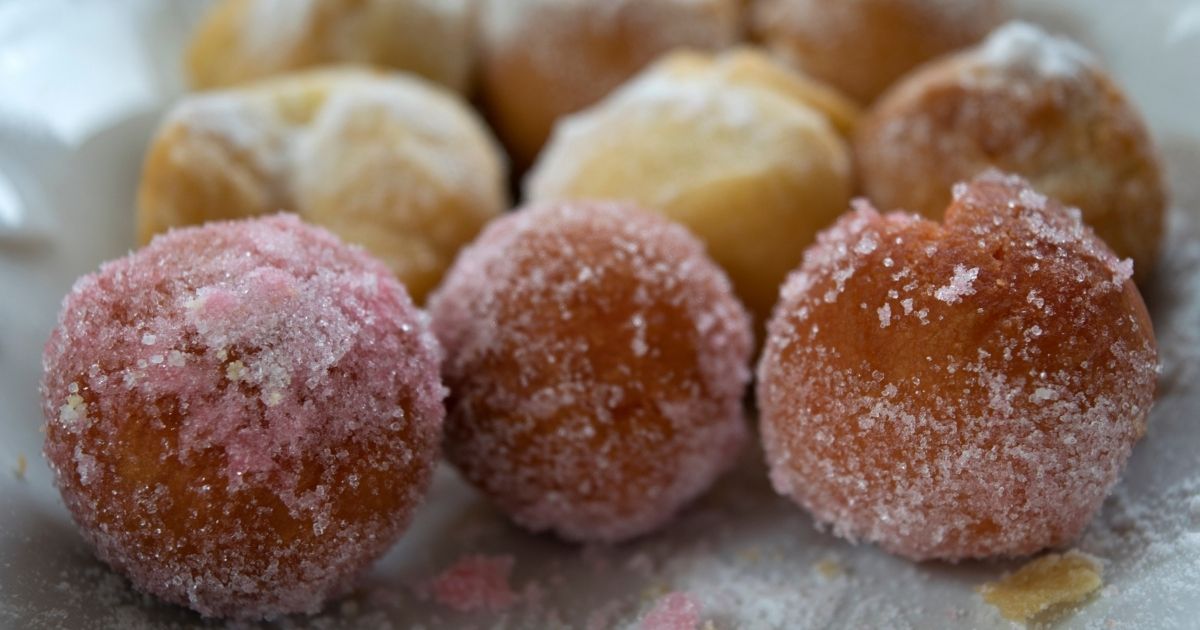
<box><xmin>854</xmin><ymin>24</ymin><xmax>1167</xmax><ymax>282</ymax></box>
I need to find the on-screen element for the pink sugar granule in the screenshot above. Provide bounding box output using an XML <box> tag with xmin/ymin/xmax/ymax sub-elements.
<box><xmin>640</xmin><ymin>591</ymin><xmax>701</xmax><ymax>630</ymax></box>
<box><xmin>426</xmin><ymin>554</ymin><xmax>518</xmax><ymax>613</ymax></box>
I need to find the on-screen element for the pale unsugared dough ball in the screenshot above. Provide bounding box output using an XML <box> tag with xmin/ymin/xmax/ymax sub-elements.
<box><xmin>478</xmin><ymin>0</ymin><xmax>742</xmax><ymax>168</ymax></box>
<box><xmin>527</xmin><ymin>49</ymin><xmax>857</xmax><ymax>325</ymax></box>
<box><xmin>429</xmin><ymin>201</ymin><xmax>752</xmax><ymax>542</ymax></box>
<box><xmin>42</xmin><ymin>215</ymin><xmax>446</xmax><ymax>619</ymax></box>
<box><xmin>138</xmin><ymin>68</ymin><xmax>507</xmax><ymax>303</ymax></box>
<box><xmin>752</xmin><ymin>0</ymin><xmax>1006</xmax><ymax>102</ymax></box>
<box><xmin>187</xmin><ymin>0</ymin><xmax>477</xmax><ymax>93</ymax></box>
<box><xmin>757</xmin><ymin>172</ymin><xmax>1158</xmax><ymax>561</ymax></box>
<box><xmin>854</xmin><ymin>22</ymin><xmax>1167</xmax><ymax>281</ymax></box>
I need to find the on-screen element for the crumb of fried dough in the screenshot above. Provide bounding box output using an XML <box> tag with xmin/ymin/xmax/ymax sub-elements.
<box><xmin>980</xmin><ymin>551</ymin><xmax>1103</xmax><ymax>622</ymax></box>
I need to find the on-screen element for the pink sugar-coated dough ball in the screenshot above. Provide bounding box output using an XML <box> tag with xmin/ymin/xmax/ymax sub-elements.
<box><xmin>41</xmin><ymin>215</ymin><xmax>446</xmax><ymax>619</ymax></box>
<box><xmin>756</xmin><ymin>172</ymin><xmax>1158</xmax><ymax>561</ymax></box>
<box><xmin>429</xmin><ymin>201</ymin><xmax>753</xmax><ymax>543</ymax></box>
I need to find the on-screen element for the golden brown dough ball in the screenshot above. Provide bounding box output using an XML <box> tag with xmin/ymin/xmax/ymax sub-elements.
<box><xmin>478</xmin><ymin>0</ymin><xmax>742</xmax><ymax>168</ymax></box>
<box><xmin>752</xmin><ymin>0</ymin><xmax>1006</xmax><ymax>103</ymax></box>
<box><xmin>138</xmin><ymin>68</ymin><xmax>507</xmax><ymax>303</ymax></box>
<box><xmin>526</xmin><ymin>49</ymin><xmax>856</xmax><ymax>325</ymax></box>
<box><xmin>187</xmin><ymin>0</ymin><xmax>477</xmax><ymax>93</ymax></box>
<box><xmin>757</xmin><ymin>172</ymin><xmax>1158</xmax><ymax>561</ymax></box>
<box><xmin>428</xmin><ymin>201</ymin><xmax>753</xmax><ymax>542</ymax></box>
<box><xmin>854</xmin><ymin>22</ymin><xmax>1167</xmax><ymax>281</ymax></box>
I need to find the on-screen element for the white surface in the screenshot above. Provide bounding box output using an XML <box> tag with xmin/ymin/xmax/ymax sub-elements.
<box><xmin>1</xmin><ymin>1</ymin><xmax>1198</xmax><ymax>628</ymax></box>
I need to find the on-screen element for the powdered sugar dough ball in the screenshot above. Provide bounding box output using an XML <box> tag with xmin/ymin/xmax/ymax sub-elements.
<box><xmin>757</xmin><ymin>172</ymin><xmax>1158</xmax><ymax>561</ymax></box>
<box><xmin>187</xmin><ymin>0</ymin><xmax>477</xmax><ymax>93</ymax></box>
<box><xmin>42</xmin><ymin>216</ymin><xmax>446</xmax><ymax>619</ymax></box>
<box><xmin>854</xmin><ymin>22</ymin><xmax>1167</xmax><ymax>281</ymax></box>
<box><xmin>138</xmin><ymin>67</ymin><xmax>507</xmax><ymax>303</ymax></box>
<box><xmin>429</xmin><ymin>202</ymin><xmax>752</xmax><ymax>543</ymax></box>
<box><xmin>752</xmin><ymin>0</ymin><xmax>1006</xmax><ymax>102</ymax></box>
<box><xmin>527</xmin><ymin>49</ymin><xmax>855</xmax><ymax>325</ymax></box>
<box><xmin>478</xmin><ymin>0</ymin><xmax>742</xmax><ymax>167</ymax></box>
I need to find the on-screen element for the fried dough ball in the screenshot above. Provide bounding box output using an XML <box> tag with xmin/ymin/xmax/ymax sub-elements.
<box><xmin>477</xmin><ymin>0</ymin><xmax>742</xmax><ymax>168</ymax></box>
<box><xmin>757</xmin><ymin>172</ymin><xmax>1158</xmax><ymax>561</ymax></box>
<box><xmin>751</xmin><ymin>0</ymin><xmax>1006</xmax><ymax>103</ymax></box>
<box><xmin>138</xmin><ymin>68</ymin><xmax>507</xmax><ymax>303</ymax></box>
<box><xmin>41</xmin><ymin>215</ymin><xmax>446</xmax><ymax>619</ymax></box>
<box><xmin>854</xmin><ymin>22</ymin><xmax>1167</xmax><ymax>281</ymax></box>
<box><xmin>428</xmin><ymin>201</ymin><xmax>752</xmax><ymax>542</ymax></box>
<box><xmin>526</xmin><ymin>49</ymin><xmax>856</xmax><ymax>325</ymax></box>
<box><xmin>187</xmin><ymin>0</ymin><xmax>477</xmax><ymax>93</ymax></box>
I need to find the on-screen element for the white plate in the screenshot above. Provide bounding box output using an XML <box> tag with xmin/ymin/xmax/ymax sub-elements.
<box><xmin>1</xmin><ymin>1</ymin><xmax>1198</xmax><ymax>628</ymax></box>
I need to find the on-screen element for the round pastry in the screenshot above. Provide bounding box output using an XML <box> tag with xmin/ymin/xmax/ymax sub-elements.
<box><xmin>41</xmin><ymin>215</ymin><xmax>446</xmax><ymax>619</ymax></box>
<box><xmin>854</xmin><ymin>22</ymin><xmax>1166</xmax><ymax>281</ymax></box>
<box><xmin>751</xmin><ymin>0</ymin><xmax>1006</xmax><ymax>103</ymax></box>
<box><xmin>428</xmin><ymin>201</ymin><xmax>752</xmax><ymax>543</ymax></box>
<box><xmin>187</xmin><ymin>0</ymin><xmax>476</xmax><ymax>93</ymax></box>
<box><xmin>477</xmin><ymin>0</ymin><xmax>742</xmax><ymax>168</ymax></box>
<box><xmin>757</xmin><ymin>172</ymin><xmax>1158</xmax><ymax>561</ymax></box>
<box><xmin>526</xmin><ymin>49</ymin><xmax>855</xmax><ymax>325</ymax></box>
<box><xmin>138</xmin><ymin>67</ymin><xmax>507</xmax><ymax>303</ymax></box>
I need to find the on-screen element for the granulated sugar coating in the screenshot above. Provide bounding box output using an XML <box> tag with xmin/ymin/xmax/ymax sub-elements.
<box><xmin>757</xmin><ymin>171</ymin><xmax>1159</xmax><ymax>561</ymax></box>
<box><xmin>40</xmin><ymin>215</ymin><xmax>446</xmax><ymax>619</ymax></box>
<box><xmin>429</xmin><ymin>201</ymin><xmax>752</xmax><ymax>543</ymax></box>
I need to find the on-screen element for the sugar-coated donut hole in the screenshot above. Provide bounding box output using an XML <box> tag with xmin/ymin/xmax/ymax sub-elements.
<box><xmin>752</xmin><ymin>0</ymin><xmax>1006</xmax><ymax>103</ymax></box>
<box><xmin>757</xmin><ymin>172</ymin><xmax>1157</xmax><ymax>561</ymax></box>
<box><xmin>187</xmin><ymin>0</ymin><xmax>477</xmax><ymax>93</ymax></box>
<box><xmin>137</xmin><ymin>68</ymin><xmax>508</xmax><ymax>304</ymax></box>
<box><xmin>478</xmin><ymin>0</ymin><xmax>742</xmax><ymax>168</ymax></box>
<box><xmin>854</xmin><ymin>22</ymin><xmax>1166</xmax><ymax>282</ymax></box>
<box><xmin>41</xmin><ymin>216</ymin><xmax>446</xmax><ymax>619</ymax></box>
<box><xmin>429</xmin><ymin>201</ymin><xmax>753</xmax><ymax>543</ymax></box>
<box><xmin>527</xmin><ymin>48</ymin><xmax>855</xmax><ymax>329</ymax></box>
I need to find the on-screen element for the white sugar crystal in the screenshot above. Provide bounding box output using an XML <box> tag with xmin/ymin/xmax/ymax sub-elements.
<box><xmin>877</xmin><ymin>303</ymin><xmax>892</xmax><ymax>328</ymax></box>
<box><xmin>934</xmin><ymin>265</ymin><xmax>979</xmax><ymax>304</ymax></box>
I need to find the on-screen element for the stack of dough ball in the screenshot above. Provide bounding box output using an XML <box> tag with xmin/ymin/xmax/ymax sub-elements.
<box><xmin>138</xmin><ymin>68</ymin><xmax>507</xmax><ymax>303</ymax></box>
<box><xmin>527</xmin><ymin>48</ymin><xmax>859</xmax><ymax>324</ymax></box>
<box><xmin>42</xmin><ymin>215</ymin><xmax>446</xmax><ymax>619</ymax></box>
<box><xmin>757</xmin><ymin>172</ymin><xmax>1158</xmax><ymax>561</ymax></box>
<box><xmin>854</xmin><ymin>22</ymin><xmax>1167</xmax><ymax>281</ymax></box>
<box><xmin>187</xmin><ymin>0</ymin><xmax>476</xmax><ymax>93</ymax></box>
<box><xmin>477</xmin><ymin>0</ymin><xmax>742</xmax><ymax>167</ymax></box>
<box><xmin>428</xmin><ymin>201</ymin><xmax>753</xmax><ymax>543</ymax></box>
<box><xmin>751</xmin><ymin>0</ymin><xmax>1006</xmax><ymax>103</ymax></box>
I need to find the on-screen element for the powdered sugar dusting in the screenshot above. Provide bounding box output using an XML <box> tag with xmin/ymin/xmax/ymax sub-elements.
<box><xmin>975</xmin><ymin>21</ymin><xmax>1095</xmax><ymax>78</ymax></box>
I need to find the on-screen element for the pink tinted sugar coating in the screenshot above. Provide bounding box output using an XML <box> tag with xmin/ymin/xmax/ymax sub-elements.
<box><xmin>429</xmin><ymin>201</ymin><xmax>752</xmax><ymax>543</ymax></box>
<box><xmin>757</xmin><ymin>171</ymin><xmax>1159</xmax><ymax>561</ymax></box>
<box><xmin>41</xmin><ymin>214</ymin><xmax>446</xmax><ymax>619</ymax></box>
